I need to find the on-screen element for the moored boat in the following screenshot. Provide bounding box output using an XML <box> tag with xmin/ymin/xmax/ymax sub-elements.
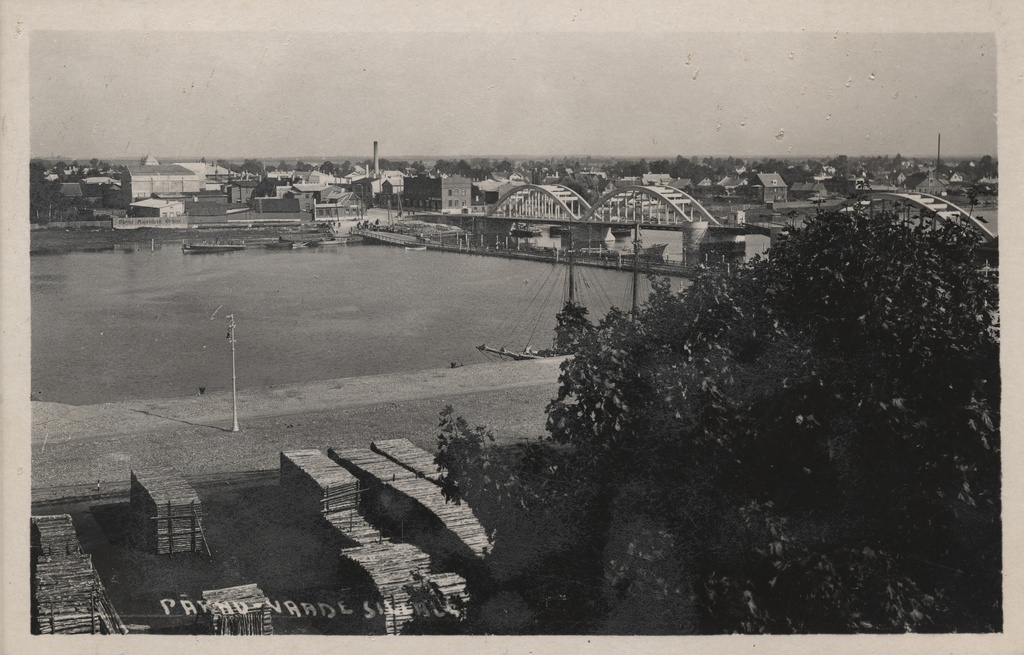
<box><xmin>182</xmin><ymin>240</ymin><xmax>246</xmax><ymax>253</ymax></box>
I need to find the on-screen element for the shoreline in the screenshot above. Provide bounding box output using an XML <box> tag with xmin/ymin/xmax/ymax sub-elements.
<box><xmin>32</xmin><ymin>357</ymin><xmax>566</xmax><ymax>493</ymax></box>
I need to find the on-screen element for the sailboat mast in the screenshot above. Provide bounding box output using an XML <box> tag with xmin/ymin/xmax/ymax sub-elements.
<box><xmin>567</xmin><ymin>230</ymin><xmax>576</xmax><ymax>305</ymax></box>
<box><xmin>631</xmin><ymin>213</ymin><xmax>640</xmax><ymax>317</ymax></box>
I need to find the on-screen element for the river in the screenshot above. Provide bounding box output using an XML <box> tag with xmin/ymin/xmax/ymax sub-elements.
<box><xmin>31</xmin><ymin>243</ymin><xmax>646</xmax><ymax>405</ymax></box>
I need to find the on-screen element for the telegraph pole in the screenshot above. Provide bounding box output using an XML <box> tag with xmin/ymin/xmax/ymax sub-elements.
<box><xmin>227</xmin><ymin>314</ymin><xmax>240</xmax><ymax>432</ymax></box>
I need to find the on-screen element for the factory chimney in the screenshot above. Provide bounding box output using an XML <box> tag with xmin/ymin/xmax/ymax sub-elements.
<box><xmin>373</xmin><ymin>141</ymin><xmax>379</xmax><ymax>178</ymax></box>
<box><xmin>936</xmin><ymin>133</ymin><xmax>941</xmax><ymax>170</ymax></box>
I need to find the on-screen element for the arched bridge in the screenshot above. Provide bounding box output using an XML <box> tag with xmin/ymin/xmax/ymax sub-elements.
<box><xmin>489</xmin><ymin>184</ymin><xmax>721</xmax><ymax>226</ymax></box>
<box><xmin>846</xmin><ymin>192</ymin><xmax>996</xmax><ymax>244</ymax></box>
<box><xmin>490</xmin><ymin>184</ymin><xmax>592</xmax><ymax>222</ymax></box>
<box><xmin>586</xmin><ymin>185</ymin><xmax>720</xmax><ymax>226</ymax></box>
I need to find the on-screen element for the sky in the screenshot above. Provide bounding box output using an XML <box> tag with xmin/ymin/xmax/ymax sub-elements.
<box><xmin>30</xmin><ymin>30</ymin><xmax>997</xmax><ymax>161</ymax></box>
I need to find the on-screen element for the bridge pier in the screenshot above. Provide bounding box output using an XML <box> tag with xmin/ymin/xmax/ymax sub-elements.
<box><xmin>680</xmin><ymin>221</ymin><xmax>709</xmax><ymax>266</ymax></box>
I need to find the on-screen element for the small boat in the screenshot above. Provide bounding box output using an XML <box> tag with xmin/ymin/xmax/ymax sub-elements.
<box><xmin>405</xmin><ymin>245</ymin><xmax>427</xmax><ymax>251</ymax></box>
<box><xmin>310</xmin><ymin>237</ymin><xmax>344</xmax><ymax>246</ymax></box>
<box><xmin>266</xmin><ymin>236</ymin><xmax>312</xmax><ymax>249</ymax></box>
<box><xmin>510</xmin><ymin>222</ymin><xmax>543</xmax><ymax>238</ymax></box>
<box><xmin>182</xmin><ymin>240</ymin><xmax>245</xmax><ymax>253</ymax></box>
<box><xmin>476</xmin><ymin>344</ymin><xmax>546</xmax><ymax>360</ymax></box>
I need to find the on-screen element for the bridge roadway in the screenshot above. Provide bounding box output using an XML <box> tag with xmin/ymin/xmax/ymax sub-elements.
<box><xmin>352</xmin><ymin>228</ymin><xmax>706</xmax><ymax>278</ymax></box>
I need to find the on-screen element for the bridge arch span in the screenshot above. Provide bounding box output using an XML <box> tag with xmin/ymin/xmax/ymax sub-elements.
<box><xmin>583</xmin><ymin>185</ymin><xmax>721</xmax><ymax>225</ymax></box>
<box><xmin>847</xmin><ymin>192</ymin><xmax>995</xmax><ymax>244</ymax></box>
<box><xmin>489</xmin><ymin>184</ymin><xmax>591</xmax><ymax>221</ymax></box>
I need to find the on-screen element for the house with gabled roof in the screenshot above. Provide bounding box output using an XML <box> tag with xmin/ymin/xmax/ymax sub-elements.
<box><xmin>642</xmin><ymin>173</ymin><xmax>674</xmax><ymax>186</ymax></box>
<box><xmin>755</xmin><ymin>172</ymin><xmax>788</xmax><ymax>203</ymax></box>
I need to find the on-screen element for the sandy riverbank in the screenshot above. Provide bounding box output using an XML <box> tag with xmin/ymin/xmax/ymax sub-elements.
<box><xmin>32</xmin><ymin>357</ymin><xmax>566</xmax><ymax>494</ymax></box>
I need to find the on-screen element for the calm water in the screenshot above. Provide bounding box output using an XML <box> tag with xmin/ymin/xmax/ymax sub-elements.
<box><xmin>31</xmin><ymin>244</ymin><xmax>646</xmax><ymax>405</ymax></box>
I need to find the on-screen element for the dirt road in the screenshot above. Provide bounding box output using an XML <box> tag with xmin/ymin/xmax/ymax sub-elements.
<box><xmin>32</xmin><ymin>357</ymin><xmax>566</xmax><ymax>493</ymax></box>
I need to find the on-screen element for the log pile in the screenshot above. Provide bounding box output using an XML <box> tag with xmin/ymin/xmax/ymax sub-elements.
<box><xmin>200</xmin><ymin>584</ymin><xmax>273</xmax><ymax>635</ymax></box>
<box><xmin>371</xmin><ymin>438</ymin><xmax>442</xmax><ymax>484</ymax></box>
<box><xmin>280</xmin><ymin>449</ymin><xmax>360</xmax><ymax>516</ymax></box>
<box><xmin>31</xmin><ymin>514</ymin><xmax>127</xmax><ymax>635</ymax></box>
<box><xmin>130</xmin><ymin>468</ymin><xmax>209</xmax><ymax>555</ymax></box>
<box><xmin>31</xmin><ymin>514</ymin><xmax>82</xmax><ymax>558</ymax></box>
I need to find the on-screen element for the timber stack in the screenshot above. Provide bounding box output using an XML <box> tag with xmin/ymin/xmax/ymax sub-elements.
<box><xmin>130</xmin><ymin>468</ymin><xmax>210</xmax><ymax>556</ymax></box>
<box><xmin>371</xmin><ymin>438</ymin><xmax>443</xmax><ymax>484</ymax></box>
<box><xmin>330</xmin><ymin>446</ymin><xmax>492</xmax><ymax>558</ymax></box>
<box><xmin>200</xmin><ymin>584</ymin><xmax>273</xmax><ymax>635</ymax></box>
<box><xmin>31</xmin><ymin>513</ymin><xmax>83</xmax><ymax>558</ymax></box>
<box><xmin>279</xmin><ymin>449</ymin><xmax>381</xmax><ymax>545</ymax></box>
<box><xmin>31</xmin><ymin>514</ymin><xmax>127</xmax><ymax>635</ymax></box>
<box><xmin>280</xmin><ymin>449</ymin><xmax>361</xmax><ymax>516</ymax></box>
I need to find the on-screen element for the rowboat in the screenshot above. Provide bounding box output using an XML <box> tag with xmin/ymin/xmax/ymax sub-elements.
<box><xmin>182</xmin><ymin>240</ymin><xmax>245</xmax><ymax>253</ymax></box>
<box><xmin>405</xmin><ymin>245</ymin><xmax>427</xmax><ymax>251</ymax></box>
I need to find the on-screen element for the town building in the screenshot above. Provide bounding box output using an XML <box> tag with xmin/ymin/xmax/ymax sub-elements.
<box><xmin>313</xmin><ymin>189</ymin><xmax>364</xmax><ymax>220</ymax></box>
<box><xmin>402</xmin><ymin>175</ymin><xmax>473</xmax><ymax>213</ymax></box>
<box><xmin>122</xmin><ymin>155</ymin><xmax>204</xmax><ymax>203</ymax></box>
<box><xmin>227</xmin><ymin>179</ymin><xmax>259</xmax><ymax>205</ymax></box>
<box><xmin>904</xmin><ymin>170</ymin><xmax>946</xmax><ymax>195</ymax></box>
<box><xmin>755</xmin><ymin>172</ymin><xmax>788</xmax><ymax>204</ymax></box>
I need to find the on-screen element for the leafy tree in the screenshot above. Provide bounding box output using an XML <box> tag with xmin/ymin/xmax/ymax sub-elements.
<box><xmin>240</xmin><ymin>159</ymin><xmax>264</xmax><ymax>175</ymax></box>
<box><xmin>251</xmin><ymin>176</ymin><xmax>278</xmax><ymax>198</ymax></box>
<box><xmin>320</xmin><ymin>161</ymin><xmax>336</xmax><ymax>175</ymax></box>
<box><xmin>437</xmin><ymin>208</ymin><xmax>999</xmax><ymax>634</ymax></box>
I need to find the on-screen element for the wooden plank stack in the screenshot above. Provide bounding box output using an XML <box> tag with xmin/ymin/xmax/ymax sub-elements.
<box><xmin>31</xmin><ymin>514</ymin><xmax>128</xmax><ymax>635</ymax></box>
<box><xmin>341</xmin><ymin>542</ymin><xmax>439</xmax><ymax>635</ymax></box>
<box><xmin>371</xmin><ymin>438</ymin><xmax>443</xmax><ymax>484</ymax></box>
<box><xmin>31</xmin><ymin>514</ymin><xmax>82</xmax><ymax>558</ymax></box>
<box><xmin>200</xmin><ymin>584</ymin><xmax>273</xmax><ymax>635</ymax></box>
<box><xmin>330</xmin><ymin>446</ymin><xmax>491</xmax><ymax>558</ymax></box>
<box><xmin>280</xmin><ymin>449</ymin><xmax>361</xmax><ymax>516</ymax></box>
<box><xmin>277</xmin><ymin>447</ymin><xmax>474</xmax><ymax>634</ymax></box>
<box><xmin>130</xmin><ymin>468</ymin><xmax>209</xmax><ymax>555</ymax></box>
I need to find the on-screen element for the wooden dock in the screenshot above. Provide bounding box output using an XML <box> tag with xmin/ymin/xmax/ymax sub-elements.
<box><xmin>329</xmin><ymin>446</ymin><xmax>491</xmax><ymax>558</ymax></box>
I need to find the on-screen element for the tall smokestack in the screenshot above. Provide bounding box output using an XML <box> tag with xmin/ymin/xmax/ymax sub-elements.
<box><xmin>937</xmin><ymin>133</ymin><xmax>941</xmax><ymax>170</ymax></box>
<box><xmin>373</xmin><ymin>141</ymin><xmax>379</xmax><ymax>178</ymax></box>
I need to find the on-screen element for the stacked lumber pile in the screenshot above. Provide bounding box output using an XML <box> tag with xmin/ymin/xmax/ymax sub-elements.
<box><xmin>279</xmin><ymin>449</ymin><xmax>381</xmax><ymax>546</ymax></box>
<box><xmin>371</xmin><ymin>438</ymin><xmax>443</xmax><ymax>483</ymax></box>
<box><xmin>130</xmin><ymin>468</ymin><xmax>209</xmax><ymax>555</ymax></box>
<box><xmin>280</xmin><ymin>447</ymin><xmax>476</xmax><ymax>635</ymax></box>
<box><xmin>330</xmin><ymin>446</ymin><xmax>491</xmax><ymax>557</ymax></box>
<box><xmin>328</xmin><ymin>446</ymin><xmax>419</xmax><ymax>483</ymax></box>
<box><xmin>31</xmin><ymin>514</ymin><xmax>127</xmax><ymax>635</ymax></box>
<box><xmin>31</xmin><ymin>514</ymin><xmax>82</xmax><ymax>558</ymax></box>
<box><xmin>341</xmin><ymin>542</ymin><xmax>433</xmax><ymax>635</ymax></box>
<box><xmin>425</xmin><ymin>572</ymin><xmax>471</xmax><ymax>608</ymax></box>
<box><xmin>280</xmin><ymin>449</ymin><xmax>360</xmax><ymax>516</ymax></box>
<box><xmin>200</xmin><ymin>584</ymin><xmax>273</xmax><ymax>635</ymax></box>
<box><xmin>324</xmin><ymin>508</ymin><xmax>383</xmax><ymax>547</ymax></box>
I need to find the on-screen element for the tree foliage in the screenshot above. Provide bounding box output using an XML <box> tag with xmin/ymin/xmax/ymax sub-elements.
<box><xmin>436</xmin><ymin>208</ymin><xmax>999</xmax><ymax>633</ymax></box>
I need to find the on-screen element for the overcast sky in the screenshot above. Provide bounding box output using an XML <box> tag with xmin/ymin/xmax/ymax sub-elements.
<box><xmin>30</xmin><ymin>30</ymin><xmax>996</xmax><ymax>161</ymax></box>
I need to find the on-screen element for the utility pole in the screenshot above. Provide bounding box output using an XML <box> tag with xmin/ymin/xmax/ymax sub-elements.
<box><xmin>227</xmin><ymin>314</ymin><xmax>240</xmax><ymax>432</ymax></box>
